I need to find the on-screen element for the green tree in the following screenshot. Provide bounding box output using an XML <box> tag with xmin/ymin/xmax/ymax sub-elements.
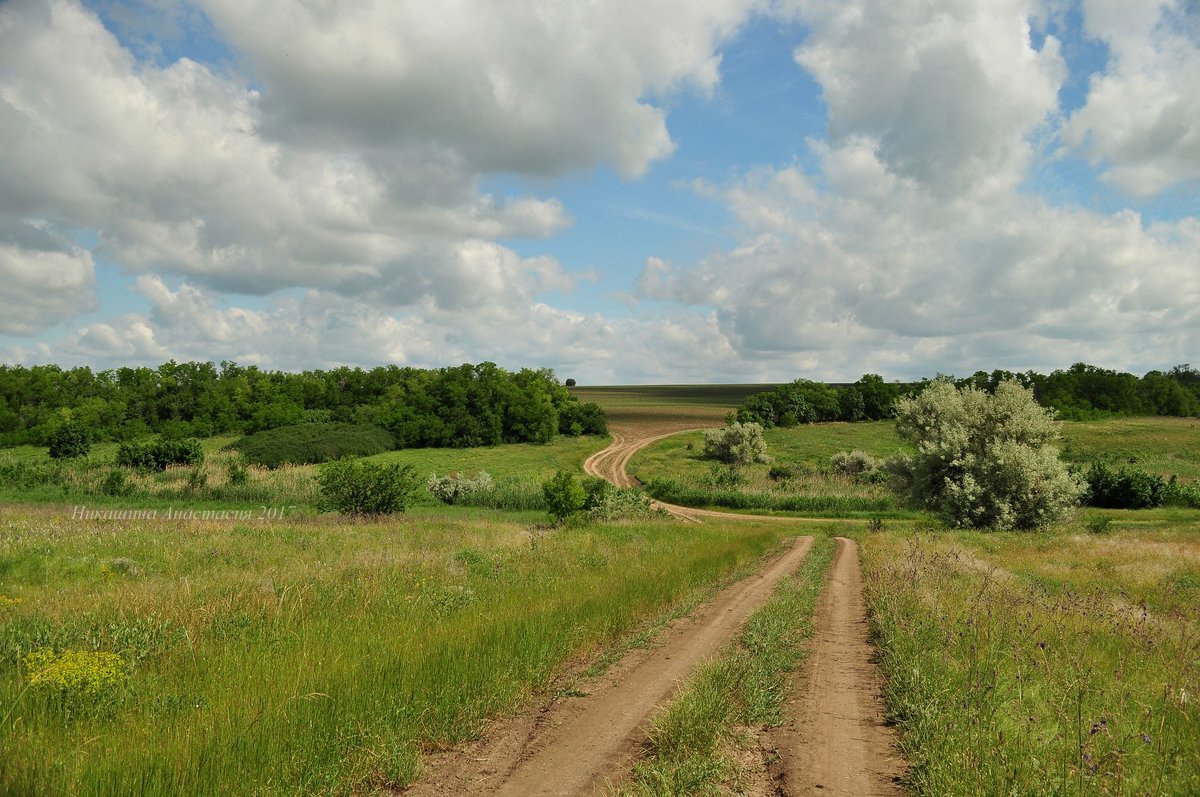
<box><xmin>47</xmin><ymin>421</ymin><xmax>91</xmax><ymax>459</ymax></box>
<box><xmin>887</xmin><ymin>379</ymin><xmax>1085</xmax><ymax>530</ymax></box>
<box><xmin>542</xmin><ymin>470</ymin><xmax>587</xmax><ymax>524</ymax></box>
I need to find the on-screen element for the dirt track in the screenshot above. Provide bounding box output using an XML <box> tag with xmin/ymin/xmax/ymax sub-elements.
<box><xmin>407</xmin><ymin>423</ymin><xmax>903</xmax><ymax>795</ymax></box>
<box><xmin>768</xmin><ymin>536</ymin><xmax>905</xmax><ymax>795</ymax></box>
<box><xmin>407</xmin><ymin>537</ymin><xmax>814</xmax><ymax>796</ymax></box>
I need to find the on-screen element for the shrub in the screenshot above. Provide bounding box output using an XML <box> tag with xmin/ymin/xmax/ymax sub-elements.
<box><xmin>100</xmin><ymin>469</ymin><xmax>132</xmax><ymax>497</ymax></box>
<box><xmin>226</xmin><ymin>457</ymin><xmax>249</xmax><ymax>486</ymax></box>
<box><xmin>887</xmin><ymin>379</ymin><xmax>1085</xmax><ymax>530</ymax></box>
<box><xmin>704</xmin><ymin>464</ymin><xmax>746</xmax><ymax>489</ymax></box>
<box><xmin>768</xmin><ymin>464</ymin><xmax>795</xmax><ymax>482</ymax></box>
<box><xmin>47</xmin><ymin>422</ymin><xmax>91</xmax><ymax>459</ymax></box>
<box><xmin>25</xmin><ymin>648</ymin><xmax>128</xmax><ymax>717</ymax></box>
<box><xmin>116</xmin><ymin>437</ymin><xmax>203</xmax><ymax>471</ymax></box>
<box><xmin>829</xmin><ymin>450</ymin><xmax>878</xmax><ymax>477</ymax></box>
<box><xmin>427</xmin><ymin>471</ymin><xmax>495</xmax><ymax>505</ymax></box>
<box><xmin>702</xmin><ymin>422</ymin><xmax>769</xmax><ymax>465</ymax></box>
<box><xmin>316</xmin><ymin>459</ymin><xmax>421</xmax><ymax>515</ymax></box>
<box><xmin>542</xmin><ymin>470</ymin><xmax>587</xmax><ymax>524</ymax></box>
<box><xmin>587</xmin><ymin>486</ymin><xmax>655</xmax><ymax>522</ymax></box>
<box><xmin>1084</xmin><ymin>462</ymin><xmax>1166</xmax><ymax>509</ymax></box>
<box><xmin>235</xmin><ymin>422</ymin><xmax>394</xmax><ymax>468</ymax></box>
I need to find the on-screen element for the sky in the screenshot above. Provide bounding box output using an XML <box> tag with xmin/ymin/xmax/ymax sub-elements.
<box><xmin>0</xmin><ymin>0</ymin><xmax>1198</xmax><ymax>384</ymax></box>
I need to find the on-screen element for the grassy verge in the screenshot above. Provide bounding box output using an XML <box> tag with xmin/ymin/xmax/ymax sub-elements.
<box><xmin>861</xmin><ymin>523</ymin><xmax>1200</xmax><ymax>796</ymax></box>
<box><xmin>0</xmin><ymin>505</ymin><xmax>793</xmax><ymax>796</ymax></box>
<box><xmin>614</xmin><ymin>535</ymin><xmax>837</xmax><ymax>795</ymax></box>
<box><xmin>630</xmin><ymin>426</ymin><xmax>905</xmax><ymax>517</ymax></box>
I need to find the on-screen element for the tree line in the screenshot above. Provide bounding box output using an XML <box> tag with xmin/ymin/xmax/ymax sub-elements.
<box><xmin>734</xmin><ymin>363</ymin><xmax>1200</xmax><ymax>428</ymax></box>
<box><xmin>0</xmin><ymin>361</ymin><xmax>606</xmax><ymax>448</ymax></box>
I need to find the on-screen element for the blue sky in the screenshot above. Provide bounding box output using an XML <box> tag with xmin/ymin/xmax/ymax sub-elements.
<box><xmin>1</xmin><ymin>0</ymin><xmax>1197</xmax><ymax>383</ymax></box>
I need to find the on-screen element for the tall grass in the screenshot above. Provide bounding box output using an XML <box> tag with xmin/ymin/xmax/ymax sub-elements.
<box><xmin>645</xmin><ymin>477</ymin><xmax>897</xmax><ymax>516</ymax></box>
<box><xmin>0</xmin><ymin>507</ymin><xmax>792</xmax><ymax>795</ymax></box>
<box><xmin>862</xmin><ymin>528</ymin><xmax>1200</xmax><ymax>795</ymax></box>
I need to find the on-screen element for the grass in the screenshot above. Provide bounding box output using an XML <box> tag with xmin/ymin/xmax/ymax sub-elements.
<box><xmin>629</xmin><ymin>423</ymin><xmax>907</xmax><ymax>517</ymax></box>
<box><xmin>614</xmin><ymin>534</ymin><xmax>837</xmax><ymax>795</ymax></box>
<box><xmin>0</xmin><ymin>434</ymin><xmax>609</xmax><ymax>514</ymax></box>
<box><xmin>1061</xmin><ymin>417</ymin><xmax>1200</xmax><ymax>483</ymax></box>
<box><xmin>860</xmin><ymin>519</ymin><xmax>1200</xmax><ymax>796</ymax></box>
<box><xmin>0</xmin><ymin>504</ymin><xmax>794</xmax><ymax>796</ymax></box>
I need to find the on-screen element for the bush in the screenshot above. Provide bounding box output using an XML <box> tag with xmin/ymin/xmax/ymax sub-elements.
<box><xmin>316</xmin><ymin>459</ymin><xmax>421</xmax><ymax>515</ymax></box>
<box><xmin>235</xmin><ymin>422</ymin><xmax>394</xmax><ymax>468</ymax></box>
<box><xmin>226</xmin><ymin>457</ymin><xmax>249</xmax><ymax>486</ymax></box>
<box><xmin>100</xmin><ymin>469</ymin><xmax>132</xmax><ymax>497</ymax></box>
<box><xmin>887</xmin><ymin>379</ymin><xmax>1085</xmax><ymax>530</ymax></box>
<box><xmin>587</xmin><ymin>485</ymin><xmax>655</xmax><ymax>521</ymax></box>
<box><xmin>542</xmin><ymin>470</ymin><xmax>587</xmax><ymax>524</ymax></box>
<box><xmin>427</xmin><ymin>471</ymin><xmax>495</xmax><ymax>505</ymax></box>
<box><xmin>829</xmin><ymin>450</ymin><xmax>878</xmax><ymax>477</ymax></box>
<box><xmin>47</xmin><ymin>422</ymin><xmax>91</xmax><ymax>459</ymax></box>
<box><xmin>115</xmin><ymin>437</ymin><xmax>203</xmax><ymax>471</ymax></box>
<box><xmin>1084</xmin><ymin>462</ymin><xmax>1166</xmax><ymax>509</ymax></box>
<box><xmin>768</xmin><ymin>464</ymin><xmax>795</xmax><ymax>482</ymax></box>
<box><xmin>702</xmin><ymin>422</ymin><xmax>769</xmax><ymax>465</ymax></box>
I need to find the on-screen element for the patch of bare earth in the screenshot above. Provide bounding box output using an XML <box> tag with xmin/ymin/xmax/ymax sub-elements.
<box><xmin>767</xmin><ymin>536</ymin><xmax>905</xmax><ymax>796</ymax></box>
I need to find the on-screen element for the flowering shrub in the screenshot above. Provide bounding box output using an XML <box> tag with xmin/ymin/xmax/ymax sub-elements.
<box><xmin>702</xmin><ymin>422</ymin><xmax>770</xmax><ymax>465</ymax></box>
<box><xmin>427</xmin><ymin>471</ymin><xmax>495</xmax><ymax>505</ymax></box>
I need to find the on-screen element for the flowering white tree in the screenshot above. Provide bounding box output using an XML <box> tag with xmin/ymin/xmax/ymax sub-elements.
<box><xmin>887</xmin><ymin>379</ymin><xmax>1085</xmax><ymax>530</ymax></box>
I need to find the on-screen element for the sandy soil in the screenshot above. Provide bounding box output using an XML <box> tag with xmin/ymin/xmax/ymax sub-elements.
<box><xmin>767</xmin><ymin>536</ymin><xmax>905</xmax><ymax>795</ymax></box>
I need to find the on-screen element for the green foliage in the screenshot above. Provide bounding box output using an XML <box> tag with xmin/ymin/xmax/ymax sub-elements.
<box><xmin>47</xmin><ymin>423</ymin><xmax>91</xmax><ymax>460</ymax></box>
<box><xmin>225</xmin><ymin>457</ymin><xmax>249</xmax><ymax>486</ymax></box>
<box><xmin>1084</xmin><ymin>462</ymin><xmax>1166</xmax><ymax>509</ymax></box>
<box><xmin>100</xmin><ymin>468</ymin><xmax>131</xmax><ymax>497</ymax></box>
<box><xmin>645</xmin><ymin>477</ymin><xmax>895</xmax><ymax>515</ymax></box>
<box><xmin>235</xmin><ymin>422</ymin><xmax>394</xmax><ymax>468</ymax></box>
<box><xmin>542</xmin><ymin>469</ymin><xmax>587</xmax><ymax>524</ymax></box>
<box><xmin>25</xmin><ymin>648</ymin><xmax>128</xmax><ymax>717</ymax></box>
<box><xmin>767</xmin><ymin>464</ymin><xmax>795</xmax><ymax>482</ymax></box>
<box><xmin>702</xmin><ymin>421</ymin><xmax>769</xmax><ymax>465</ymax></box>
<box><xmin>737</xmin><ymin>374</ymin><xmax>902</xmax><ymax>427</ymax></box>
<box><xmin>829</xmin><ymin>449</ymin><xmax>878</xmax><ymax>477</ymax></box>
<box><xmin>115</xmin><ymin>437</ymin><xmax>203</xmax><ymax>472</ymax></box>
<box><xmin>315</xmin><ymin>459</ymin><xmax>421</xmax><ymax>515</ymax></box>
<box><xmin>426</xmin><ymin>471</ymin><xmax>494</xmax><ymax>505</ymax></box>
<box><xmin>887</xmin><ymin>379</ymin><xmax>1085</xmax><ymax>530</ymax></box>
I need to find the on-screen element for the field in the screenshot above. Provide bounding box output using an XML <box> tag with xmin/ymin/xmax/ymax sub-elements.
<box><xmin>2</xmin><ymin>386</ymin><xmax>1199</xmax><ymax>795</ymax></box>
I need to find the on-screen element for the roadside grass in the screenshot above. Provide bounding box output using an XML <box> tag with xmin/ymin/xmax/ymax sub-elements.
<box><xmin>0</xmin><ymin>505</ymin><xmax>793</xmax><ymax>796</ymax></box>
<box><xmin>861</xmin><ymin>521</ymin><xmax>1200</xmax><ymax>796</ymax></box>
<box><xmin>613</xmin><ymin>534</ymin><xmax>837</xmax><ymax>796</ymax></box>
<box><xmin>630</xmin><ymin>425</ymin><xmax>907</xmax><ymax>517</ymax></box>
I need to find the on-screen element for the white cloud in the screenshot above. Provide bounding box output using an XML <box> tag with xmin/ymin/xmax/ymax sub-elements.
<box><xmin>1064</xmin><ymin>0</ymin><xmax>1200</xmax><ymax>197</ymax></box>
<box><xmin>0</xmin><ymin>242</ymin><xmax>97</xmax><ymax>334</ymax></box>
<box><xmin>790</xmin><ymin>0</ymin><xmax>1065</xmax><ymax>197</ymax></box>
<box><xmin>0</xmin><ymin>0</ymin><xmax>573</xmax><ymax>307</ymax></box>
<box><xmin>637</xmin><ymin>144</ymin><xmax>1200</xmax><ymax>378</ymax></box>
<box><xmin>201</xmin><ymin>0</ymin><xmax>756</xmax><ymax>178</ymax></box>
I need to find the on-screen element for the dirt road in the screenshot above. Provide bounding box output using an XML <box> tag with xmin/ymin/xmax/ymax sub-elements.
<box><xmin>768</xmin><ymin>536</ymin><xmax>904</xmax><ymax>795</ymax></box>
<box><xmin>407</xmin><ymin>537</ymin><xmax>814</xmax><ymax>796</ymax></box>
<box><xmin>408</xmin><ymin>423</ymin><xmax>904</xmax><ymax>795</ymax></box>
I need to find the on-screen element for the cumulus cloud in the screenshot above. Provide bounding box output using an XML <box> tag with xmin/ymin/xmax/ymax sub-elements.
<box><xmin>0</xmin><ymin>0</ymin><xmax>573</xmax><ymax>309</ymax></box>
<box><xmin>790</xmin><ymin>0</ymin><xmax>1065</xmax><ymax>197</ymax></box>
<box><xmin>0</xmin><ymin>241</ymin><xmax>97</xmax><ymax>334</ymax></box>
<box><xmin>201</xmin><ymin>0</ymin><xmax>754</xmax><ymax>178</ymax></box>
<box><xmin>1064</xmin><ymin>0</ymin><xmax>1200</xmax><ymax>197</ymax></box>
<box><xmin>637</xmin><ymin>143</ymin><xmax>1200</xmax><ymax>378</ymax></box>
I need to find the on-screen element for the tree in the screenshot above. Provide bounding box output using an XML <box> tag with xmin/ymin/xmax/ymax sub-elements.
<box><xmin>886</xmin><ymin>379</ymin><xmax>1085</xmax><ymax>530</ymax></box>
<box><xmin>542</xmin><ymin>470</ymin><xmax>587</xmax><ymax>524</ymax></box>
<box><xmin>47</xmin><ymin>421</ymin><xmax>91</xmax><ymax>459</ymax></box>
<box><xmin>703</xmin><ymin>421</ymin><xmax>769</xmax><ymax>465</ymax></box>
